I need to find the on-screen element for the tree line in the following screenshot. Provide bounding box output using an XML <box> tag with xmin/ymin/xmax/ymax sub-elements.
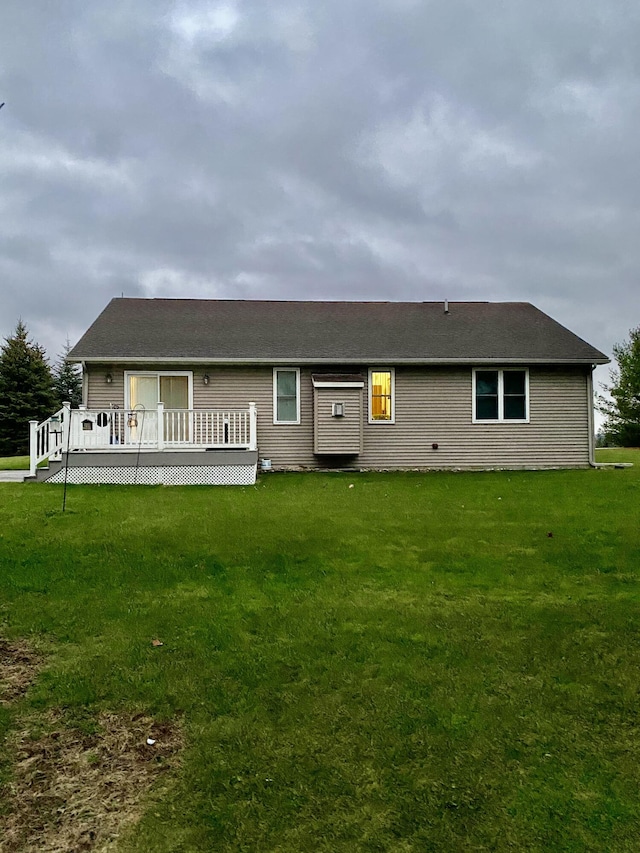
<box><xmin>598</xmin><ymin>326</ymin><xmax>640</xmax><ymax>448</ymax></box>
<box><xmin>0</xmin><ymin>321</ymin><xmax>82</xmax><ymax>456</ymax></box>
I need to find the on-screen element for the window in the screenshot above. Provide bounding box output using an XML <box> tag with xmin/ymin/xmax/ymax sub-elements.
<box><xmin>369</xmin><ymin>369</ymin><xmax>395</xmax><ymax>423</ymax></box>
<box><xmin>273</xmin><ymin>369</ymin><xmax>300</xmax><ymax>424</ymax></box>
<box><xmin>473</xmin><ymin>369</ymin><xmax>528</xmax><ymax>422</ymax></box>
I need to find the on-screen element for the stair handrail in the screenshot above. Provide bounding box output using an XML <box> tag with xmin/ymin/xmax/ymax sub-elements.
<box><xmin>29</xmin><ymin>402</ymin><xmax>71</xmax><ymax>476</ymax></box>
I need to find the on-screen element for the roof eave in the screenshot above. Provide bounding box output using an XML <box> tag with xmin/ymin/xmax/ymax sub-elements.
<box><xmin>68</xmin><ymin>355</ymin><xmax>610</xmax><ymax>366</ymax></box>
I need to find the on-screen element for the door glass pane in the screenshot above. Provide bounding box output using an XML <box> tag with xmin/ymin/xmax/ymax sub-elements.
<box><xmin>129</xmin><ymin>375</ymin><xmax>158</xmax><ymax>409</ymax></box>
<box><xmin>160</xmin><ymin>376</ymin><xmax>189</xmax><ymax>409</ymax></box>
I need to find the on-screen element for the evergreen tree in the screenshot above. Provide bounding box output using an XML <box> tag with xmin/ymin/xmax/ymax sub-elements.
<box><xmin>0</xmin><ymin>321</ymin><xmax>56</xmax><ymax>455</ymax></box>
<box><xmin>599</xmin><ymin>326</ymin><xmax>640</xmax><ymax>447</ymax></box>
<box><xmin>52</xmin><ymin>339</ymin><xmax>82</xmax><ymax>409</ymax></box>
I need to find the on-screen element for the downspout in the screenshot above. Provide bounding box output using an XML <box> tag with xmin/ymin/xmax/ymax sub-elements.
<box><xmin>587</xmin><ymin>367</ymin><xmax>596</xmax><ymax>467</ymax></box>
<box><xmin>81</xmin><ymin>361</ymin><xmax>88</xmax><ymax>407</ymax></box>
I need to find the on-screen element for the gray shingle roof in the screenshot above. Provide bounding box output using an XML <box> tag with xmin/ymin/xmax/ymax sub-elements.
<box><xmin>68</xmin><ymin>299</ymin><xmax>609</xmax><ymax>364</ymax></box>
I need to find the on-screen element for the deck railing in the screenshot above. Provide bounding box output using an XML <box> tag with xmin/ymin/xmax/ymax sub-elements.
<box><xmin>30</xmin><ymin>402</ymin><xmax>257</xmax><ymax>474</ymax></box>
<box><xmin>29</xmin><ymin>404</ymin><xmax>69</xmax><ymax>475</ymax></box>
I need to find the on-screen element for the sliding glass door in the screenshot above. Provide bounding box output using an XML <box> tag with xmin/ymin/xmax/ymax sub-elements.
<box><xmin>126</xmin><ymin>372</ymin><xmax>192</xmax><ymax>444</ymax></box>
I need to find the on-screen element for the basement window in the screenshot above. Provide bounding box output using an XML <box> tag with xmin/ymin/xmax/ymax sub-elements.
<box><xmin>473</xmin><ymin>369</ymin><xmax>529</xmax><ymax>422</ymax></box>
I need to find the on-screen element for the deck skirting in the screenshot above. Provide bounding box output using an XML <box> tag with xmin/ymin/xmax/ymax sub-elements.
<box><xmin>37</xmin><ymin>450</ymin><xmax>258</xmax><ymax>485</ymax></box>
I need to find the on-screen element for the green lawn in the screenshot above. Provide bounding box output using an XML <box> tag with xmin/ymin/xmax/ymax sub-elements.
<box><xmin>596</xmin><ymin>447</ymin><xmax>640</xmax><ymax>464</ymax></box>
<box><xmin>0</xmin><ymin>455</ymin><xmax>29</xmax><ymax>470</ymax></box>
<box><xmin>1</xmin><ymin>455</ymin><xmax>639</xmax><ymax>851</ymax></box>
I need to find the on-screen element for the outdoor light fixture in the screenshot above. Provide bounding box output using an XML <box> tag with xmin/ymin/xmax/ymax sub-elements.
<box><xmin>105</xmin><ymin>373</ymin><xmax>113</xmax><ymax>384</ymax></box>
<box><xmin>203</xmin><ymin>374</ymin><xmax>210</xmax><ymax>385</ymax></box>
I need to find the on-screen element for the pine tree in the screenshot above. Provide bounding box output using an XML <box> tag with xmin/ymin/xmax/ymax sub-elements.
<box><xmin>52</xmin><ymin>340</ymin><xmax>83</xmax><ymax>409</ymax></box>
<box><xmin>599</xmin><ymin>326</ymin><xmax>640</xmax><ymax>447</ymax></box>
<box><xmin>0</xmin><ymin>321</ymin><xmax>57</xmax><ymax>455</ymax></box>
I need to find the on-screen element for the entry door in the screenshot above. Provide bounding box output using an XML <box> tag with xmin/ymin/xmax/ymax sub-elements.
<box><xmin>127</xmin><ymin>374</ymin><xmax>191</xmax><ymax>444</ymax></box>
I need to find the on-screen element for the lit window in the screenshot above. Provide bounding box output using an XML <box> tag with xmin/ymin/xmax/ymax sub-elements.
<box><xmin>369</xmin><ymin>369</ymin><xmax>394</xmax><ymax>422</ymax></box>
<box><xmin>473</xmin><ymin>369</ymin><xmax>528</xmax><ymax>422</ymax></box>
<box><xmin>273</xmin><ymin>369</ymin><xmax>300</xmax><ymax>424</ymax></box>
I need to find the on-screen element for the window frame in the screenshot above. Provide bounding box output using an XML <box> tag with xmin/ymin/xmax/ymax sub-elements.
<box><xmin>368</xmin><ymin>368</ymin><xmax>395</xmax><ymax>424</ymax></box>
<box><xmin>472</xmin><ymin>368</ymin><xmax>529</xmax><ymax>424</ymax></box>
<box><xmin>273</xmin><ymin>367</ymin><xmax>301</xmax><ymax>425</ymax></box>
<box><xmin>124</xmin><ymin>370</ymin><xmax>193</xmax><ymax>410</ymax></box>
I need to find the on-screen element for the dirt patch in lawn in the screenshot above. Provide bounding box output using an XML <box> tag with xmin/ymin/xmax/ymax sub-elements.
<box><xmin>0</xmin><ymin>640</ymin><xmax>182</xmax><ymax>851</ymax></box>
<box><xmin>0</xmin><ymin>638</ymin><xmax>43</xmax><ymax>705</ymax></box>
<box><xmin>1</xmin><ymin>710</ymin><xmax>183</xmax><ymax>852</ymax></box>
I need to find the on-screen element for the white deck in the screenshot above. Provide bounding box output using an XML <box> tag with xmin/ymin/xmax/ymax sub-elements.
<box><xmin>29</xmin><ymin>403</ymin><xmax>258</xmax><ymax>484</ymax></box>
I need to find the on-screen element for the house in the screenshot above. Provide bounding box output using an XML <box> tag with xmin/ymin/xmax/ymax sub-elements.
<box><xmin>28</xmin><ymin>299</ymin><xmax>609</xmax><ymax>484</ymax></box>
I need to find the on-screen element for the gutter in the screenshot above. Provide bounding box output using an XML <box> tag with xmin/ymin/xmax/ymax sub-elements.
<box><xmin>587</xmin><ymin>368</ymin><xmax>597</xmax><ymax>467</ymax></box>
<box><xmin>67</xmin><ymin>356</ymin><xmax>611</xmax><ymax>366</ymax></box>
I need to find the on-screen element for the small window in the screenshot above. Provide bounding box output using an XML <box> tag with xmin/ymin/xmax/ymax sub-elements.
<box><xmin>273</xmin><ymin>369</ymin><xmax>300</xmax><ymax>424</ymax></box>
<box><xmin>369</xmin><ymin>369</ymin><xmax>395</xmax><ymax>423</ymax></box>
<box><xmin>473</xmin><ymin>369</ymin><xmax>528</xmax><ymax>422</ymax></box>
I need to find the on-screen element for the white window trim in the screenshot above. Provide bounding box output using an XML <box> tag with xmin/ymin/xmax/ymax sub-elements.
<box><xmin>472</xmin><ymin>368</ymin><xmax>529</xmax><ymax>424</ymax></box>
<box><xmin>273</xmin><ymin>367</ymin><xmax>301</xmax><ymax>425</ymax></box>
<box><xmin>368</xmin><ymin>368</ymin><xmax>395</xmax><ymax>424</ymax></box>
<box><xmin>124</xmin><ymin>370</ymin><xmax>194</xmax><ymax>410</ymax></box>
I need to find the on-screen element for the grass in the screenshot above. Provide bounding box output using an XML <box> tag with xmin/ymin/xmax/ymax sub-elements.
<box><xmin>1</xmin><ymin>452</ymin><xmax>639</xmax><ymax>850</ymax></box>
<box><xmin>0</xmin><ymin>455</ymin><xmax>29</xmax><ymax>470</ymax></box>
<box><xmin>595</xmin><ymin>447</ymin><xmax>640</xmax><ymax>464</ymax></box>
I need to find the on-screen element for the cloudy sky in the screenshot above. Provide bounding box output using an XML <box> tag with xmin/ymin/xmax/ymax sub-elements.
<box><xmin>1</xmin><ymin>0</ymin><xmax>638</xmax><ymax>400</ymax></box>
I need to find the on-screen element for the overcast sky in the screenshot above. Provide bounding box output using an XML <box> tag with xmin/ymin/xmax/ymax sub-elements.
<box><xmin>1</xmin><ymin>0</ymin><xmax>638</xmax><ymax>402</ymax></box>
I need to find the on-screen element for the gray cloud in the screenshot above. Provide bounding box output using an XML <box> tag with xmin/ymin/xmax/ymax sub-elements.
<box><xmin>1</xmin><ymin>0</ymin><xmax>639</xmax><ymax>410</ymax></box>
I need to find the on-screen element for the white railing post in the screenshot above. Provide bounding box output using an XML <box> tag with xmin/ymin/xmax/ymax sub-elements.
<box><xmin>29</xmin><ymin>420</ymin><xmax>38</xmax><ymax>476</ymax></box>
<box><xmin>249</xmin><ymin>402</ymin><xmax>257</xmax><ymax>451</ymax></box>
<box><xmin>76</xmin><ymin>406</ymin><xmax>85</xmax><ymax>450</ymax></box>
<box><xmin>157</xmin><ymin>402</ymin><xmax>164</xmax><ymax>451</ymax></box>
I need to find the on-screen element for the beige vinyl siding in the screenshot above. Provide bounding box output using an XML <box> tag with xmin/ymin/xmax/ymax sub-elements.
<box><xmin>86</xmin><ymin>364</ymin><xmax>591</xmax><ymax>469</ymax></box>
<box><xmin>358</xmin><ymin>367</ymin><xmax>590</xmax><ymax>469</ymax></box>
<box><xmin>314</xmin><ymin>387</ymin><xmax>363</xmax><ymax>455</ymax></box>
<box><xmin>195</xmin><ymin>367</ymin><xmax>317</xmax><ymax>467</ymax></box>
<box><xmin>86</xmin><ymin>364</ymin><xmax>126</xmax><ymax>409</ymax></box>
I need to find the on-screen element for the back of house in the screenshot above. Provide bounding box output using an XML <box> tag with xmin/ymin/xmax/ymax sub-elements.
<box><xmin>44</xmin><ymin>298</ymin><xmax>607</xmax><ymax>483</ymax></box>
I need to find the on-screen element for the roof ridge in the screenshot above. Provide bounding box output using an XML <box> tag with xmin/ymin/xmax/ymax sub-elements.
<box><xmin>112</xmin><ymin>297</ymin><xmax>502</xmax><ymax>306</ymax></box>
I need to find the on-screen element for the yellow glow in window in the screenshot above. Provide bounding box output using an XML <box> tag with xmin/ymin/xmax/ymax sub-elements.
<box><xmin>371</xmin><ymin>371</ymin><xmax>392</xmax><ymax>420</ymax></box>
